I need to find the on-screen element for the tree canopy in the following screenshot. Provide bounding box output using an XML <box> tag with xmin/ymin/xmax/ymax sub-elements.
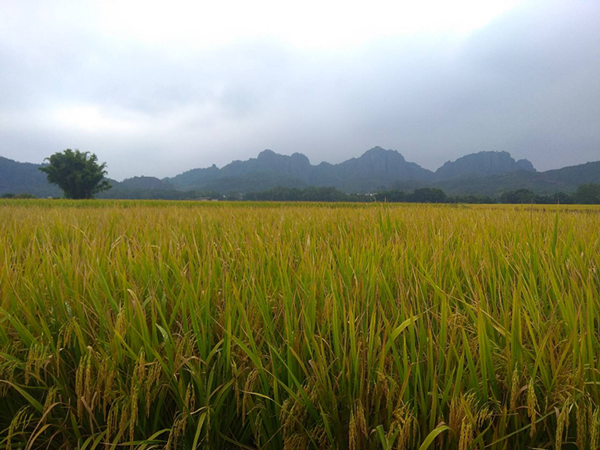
<box><xmin>575</xmin><ymin>183</ymin><xmax>600</xmax><ymax>204</ymax></box>
<box><xmin>39</xmin><ymin>149</ymin><xmax>111</xmax><ymax>199</ymax></box>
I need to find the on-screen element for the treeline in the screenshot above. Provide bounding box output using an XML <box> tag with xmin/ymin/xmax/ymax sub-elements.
<box><xmin>497</xmin><ymin>185</ymin><xmax>600</xmax><ymax>204</ymax></box>
<box><xmin>3</xmin><ymin>183</ymin><xmax>600</xmax><ymax>204</ymax></box>
<box><xmin>97</xmin><ymin>188</ymin><xmax>223</xmax><ymax>201</ymax></box>
<box><xmin>243</xmin><ymin>187</ymin><xmax>494</xmax><ymax>203</ymax></box>
<box><xmin>242</xmin><ymin>184</ymin><xmax>600</xmax><ymax>204</ymax></box>
<box><xmin>242</xmin><ymin>186</ymin><xmax>493</xmax><ymax>203</ymax></box>
<box><xmin>1</xmin><ymin>193</ymin><xmax>37</xmax><ymax>199</ymax></box>
<box><xmin>243</xmin><ymin>186</ymin><xmax>368</xmax><ymax>202</ymax></box>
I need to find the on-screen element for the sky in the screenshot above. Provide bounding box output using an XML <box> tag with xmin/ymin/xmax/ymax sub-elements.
<box><xmin>1</xmin><ymin>0</ymin><xmax>599</xmax><ymax>180</ymax></box>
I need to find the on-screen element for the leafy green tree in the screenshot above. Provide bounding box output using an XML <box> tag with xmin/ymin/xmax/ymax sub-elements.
<box><xmin>551</xmin><ymin>192</ymin><xmax>573</xmax><ymax>204</ymax></box>
<box><xmin>499</xmin><ymin>189</ymin><xmax>536</xmax><ymax>204</ymax></box>
<box><xmin>574</xmin><ymin>183</ymin><xmax>600</xmax><ymax>204</ymax></box>
<box><xmin>39</xmin><ymin>149</ymin><xmax>111</xmax><ymax>199</ymax></box>
<box><xmin>409</xmin><ymin>188</ymin><xmax>447</xmax><ymax>203</ymax></box>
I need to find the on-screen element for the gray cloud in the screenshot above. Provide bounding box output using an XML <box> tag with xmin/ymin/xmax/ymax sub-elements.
<box><xmin>0</xmin><ymin>0</ymin><xmax>599</xmax><ymax>180</ymax></box>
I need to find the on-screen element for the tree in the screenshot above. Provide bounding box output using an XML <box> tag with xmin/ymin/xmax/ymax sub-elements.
<box><xmin>499</xmin><ymin>189</ymin><xmax>536</xmax><ymax>204</ymax></box>
<box><xmin>574</xmin><ymin>183</ymin><xmax>600</xmax><ymax>204</ymax></box>
<box><xmin>550</xmin><ymin>192</ymin><xmax>573</xmax><ymax>204</ymax></box>
<box><xmin>409</xmin><ymin>188</ymin><xmax>447</xmax><ymax>203</ymax></box>
<box><xmin>39</xmin><ymin>149</ymin><xmax>111</xmax><ymax>199</ymax></box>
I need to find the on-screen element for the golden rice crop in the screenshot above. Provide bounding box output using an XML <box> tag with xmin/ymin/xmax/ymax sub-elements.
<box><xmin>1</xmin><ymin>200</ymin><xmax>599</xmax><ymax>449</ymax></box>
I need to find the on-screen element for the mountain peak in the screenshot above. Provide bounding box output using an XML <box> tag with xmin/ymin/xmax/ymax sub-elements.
<box><xmin>361</xmin><ymin>147</ymin><xmax>406</xmax><ymax>161</ymax></box>
<box><xmin>256</xmin><ymin>149</ymin><xmax>310</xmax><ymax>165</ymax></box>
<box><xmin>436</xmin><ymin>151</ymin><xmax>536</xmax><ymax>180</ymax></box>
<box><xmin>120</xmin><ymin>176</ymin><xmax>172</xmax><ymax>190</ymax></box>
<box><xmin>257</xmin><ymin>149</ymin><xmax>277</xmax><ymax>160</ymax></box>
<box><xmin>331</xmin><ymin>147</ymin><xmax>431</xmax><ymax>190</ymax></box>
<box><xmin>515</xmin><ymin>159</ymin><xmax>535</xmax><ymax>171</ymax></box>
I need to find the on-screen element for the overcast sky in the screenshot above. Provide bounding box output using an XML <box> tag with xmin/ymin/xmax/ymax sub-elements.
<box><xmin>1</xmin><ymin>0</ymin><xmax>599</xmax><ymax>180</ymax></box>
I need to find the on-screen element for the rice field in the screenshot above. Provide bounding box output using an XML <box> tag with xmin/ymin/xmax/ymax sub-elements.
<box><xmin>1</xmin><ymin>200</ymin><xmax>600</xmax><ymax>449</ymax></box>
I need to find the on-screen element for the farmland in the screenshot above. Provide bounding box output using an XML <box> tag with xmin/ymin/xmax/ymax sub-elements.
<box><xmin>1</xmin><ymin>200</ymin><xmax>600</xmax><ymax>449</ymax></box>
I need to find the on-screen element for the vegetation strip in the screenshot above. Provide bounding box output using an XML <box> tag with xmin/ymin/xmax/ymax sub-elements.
<box><xmin>0</xmin><ymin>201</ymin><xmax>599</xmax><ymax>448</ymax></box>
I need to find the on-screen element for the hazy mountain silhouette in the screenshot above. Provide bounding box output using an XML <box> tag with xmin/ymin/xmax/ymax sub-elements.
<box><xmin>436</xmin><ymin>151</ymin><xmax>535</xmax><ymax>180</ymax></box>
<box><xmin>167</xmin><ymin>147</ymin><xmax>435</xmax><ymax>193</ymax></box>
<box><xmin>0</xmin><ymin>156</ymin><xmax>61</xmax><ymax>197</ymax></box>
<box><xmin>1</xmin><ymin>148</ymin><xmax>598</xmax><ymax>197</ymax></box>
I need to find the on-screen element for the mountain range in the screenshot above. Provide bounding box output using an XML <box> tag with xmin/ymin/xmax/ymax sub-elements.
<box><xmin>1</xmin><ymin>147</ymin><xmax>599</xmax><ymax>198</ymax></box>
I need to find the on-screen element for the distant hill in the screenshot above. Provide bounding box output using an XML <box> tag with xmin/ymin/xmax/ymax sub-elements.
<box><xmin>318</xmin><ymin>147</ymin><xmax>435</xmax><ymax>192</ymax></box>
<box><xmin>97</xmin><ymin>176</ymin><xmax>179</xmax><ymax>199</ymax></box>
<box><xmin>168</xmin><ymin>147</ymin><xmax>434</xmax><ymax>193</ymax></box>
<box><xmin>429</xmin><ymin>161</ymin><xmax>600</xmax><ymax>196</ymax></box>
<box><xmin>168</xmin><ymin>151</ymin><xmax>311</xmax><ymax>192</ymax></box>
<box><xmin>166</xmin><ymin>149</ymin><xmax>597</xmax><ymax>195</ymax></box>
<box><xmin>1</xmin><ymin>148</ymin><xmax>598</xmax><ymax>198</ymax></box>
<box><xmin>435</xmin><ymin>151</ymin><xmax>535</xmax><ymax>180</ymax></box>
<box><xmin>194</xmin><ymin>171</ymin><xmax>308</xmax><ymax>193</ymax></box>
<box><xmin>118</xmin><ymin>176</ymin><xmax>174</xmax><ymax>190</ymax></box>
<box><xmin>0</xmin><ymin>156</ymin><xmax>61</xmax><ymax>197</ymax></box>
<box><xmin>541</xmin><ymin>161</ymin><xmax>600</xmax><ymax>186</ymax></box>
<box><xmin>431</xmin><ymin>171</ymin><xmax>570</xmax><ymax>196</ymax></box>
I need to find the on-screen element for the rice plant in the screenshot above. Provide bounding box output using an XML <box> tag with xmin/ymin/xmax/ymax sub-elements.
<box><xmin>0</xmin><ymin>200</ymin><xmax>599</xmax><ymax>448</ymax></box>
